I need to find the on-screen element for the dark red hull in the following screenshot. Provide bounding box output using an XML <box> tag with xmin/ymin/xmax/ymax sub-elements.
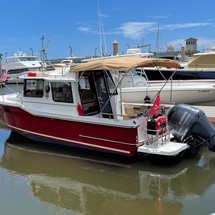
<box><xmin>0</xmin><ymin>105</ymin><xmax>139</xmax><ymax>157</ymax></box>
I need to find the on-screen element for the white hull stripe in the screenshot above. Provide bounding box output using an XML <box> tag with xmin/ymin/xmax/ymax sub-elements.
<box><xmin>79</xmin><ymin>134</ymin><xmax>136</xmax><ymax>146</ymax></box>
<box><xmin>8</xmin><ymin>124</ymin><xmax>131</xmax><ymax>155</ymax></box>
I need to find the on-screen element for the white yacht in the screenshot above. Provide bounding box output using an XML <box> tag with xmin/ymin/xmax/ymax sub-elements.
<box><xmin>2</xmin><ymin>51</ymin><xmax>44</xmax><ymax>84</ymax></box>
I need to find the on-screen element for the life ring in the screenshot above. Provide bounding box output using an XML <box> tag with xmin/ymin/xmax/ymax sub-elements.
<box><xmin>147</xmin><ymin>115</ymin><xmax>167</xmax><ymax>135</ymax></box>
<box><xmin>155</xmin><ymin>116</ymin><xmax>167</xmax><ymax>133</ymax></box>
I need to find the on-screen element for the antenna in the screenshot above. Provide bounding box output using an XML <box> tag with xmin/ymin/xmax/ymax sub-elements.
<box><xmin>40</xmin><ymin>35</ymin><xmax>50</xmax><ymax>61</ymax></box>
<box><xmin>41</xmin><ymin>35</ymin><xmax>45</xmax><ymax>62</ymax></box>
<box><xmin>40</xmin><ymin>35</ymin><xmax>50</xmax><ymax>72</ymax></box>
<box><xmin>0</xmin><ymin>53</ymin><xmax>2</xmax><ymax>75</ymax></box>
<box><xmin>98</xmin><ymin>0</ymin><xmax>107</xmax><ymax>57</ymax></box>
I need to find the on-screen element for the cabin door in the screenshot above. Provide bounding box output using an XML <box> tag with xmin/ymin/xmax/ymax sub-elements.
<box><xmin>94</xmin><ymin>71</ymin><xmax>113</xmax><ymax>118</ymax></box>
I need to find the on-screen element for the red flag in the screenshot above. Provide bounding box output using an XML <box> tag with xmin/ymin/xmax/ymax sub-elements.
<box><xmin>149</xmin><ymin>94</ymin><xmax>160</xmax><ymax>115</ymax></box>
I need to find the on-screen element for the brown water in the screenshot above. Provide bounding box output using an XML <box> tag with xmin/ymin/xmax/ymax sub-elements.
<box><xmin>0</xmin><ymin>128</ymin><xmax>215</xmax><ymax>215</ymax></box>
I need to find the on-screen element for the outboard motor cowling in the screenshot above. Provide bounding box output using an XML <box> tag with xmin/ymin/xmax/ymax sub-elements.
<box><xmin>167</xmin><ymin>104</ymin><xmax>215</xmax><ymax>152</ymax></box>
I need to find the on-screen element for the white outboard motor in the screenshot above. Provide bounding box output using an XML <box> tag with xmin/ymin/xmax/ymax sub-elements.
<box><xmin>167</xmin><ymin>104</ymin><xmax>215</xmax><ymax>152</ymax></box>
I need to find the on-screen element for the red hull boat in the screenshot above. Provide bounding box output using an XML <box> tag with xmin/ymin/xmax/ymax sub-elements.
<box><xmin>0</xmin><ymin>57</ymin><xmax>214</xmax><ymax>158</ymax></box>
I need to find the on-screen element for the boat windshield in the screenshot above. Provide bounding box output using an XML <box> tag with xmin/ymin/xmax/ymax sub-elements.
<box><xmin>19</xmin><ymin>57</ymin><xmax>39</xmax><ymax>61</ymax></box>
<box><xmin>6</xmin><ymin>57</ymin><xmax>40</xmax><ymax>63</ymax></box>
<box><xmin>61</xmin><ymin>60</ymin><xmax>73</xmax><ymax>65</ymax></box>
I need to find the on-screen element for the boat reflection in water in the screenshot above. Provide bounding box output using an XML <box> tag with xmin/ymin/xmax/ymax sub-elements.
<box><xmin>1</xmin><ymin>131</ymin><xmax>215</xmax><ymax>215</ymax></box>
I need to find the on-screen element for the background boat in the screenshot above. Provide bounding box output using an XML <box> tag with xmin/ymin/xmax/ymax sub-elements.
<box><xmin>1</xmin><ymin>51</ymin><xmax>44</xmax><ymax>84</ymax></box>
<box><xmin>143</xmin><ymin>48</ymin><xmax>215</xmax><ymax>80</ymax></box>
<box><xmin>120</xmin><ymin>68</ymin><xmax>215</xmax><ymax>105</ymax></box>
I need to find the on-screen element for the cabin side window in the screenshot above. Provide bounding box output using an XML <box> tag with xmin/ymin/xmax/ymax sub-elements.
<box><xmin>51</xmin><ymin>82</ymin><xmax>73</xmax><ymax>103</ymax></box>
<box><xmin>24</xmin><ymin>79</ymin><xmax>44</xmax><ymax>97</ymax></box>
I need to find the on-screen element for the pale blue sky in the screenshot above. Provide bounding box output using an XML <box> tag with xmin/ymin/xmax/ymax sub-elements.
<box><xmin>0</xmin><ymin>0</ymin><xmax>215</xmax><ymax>60</ymax></box>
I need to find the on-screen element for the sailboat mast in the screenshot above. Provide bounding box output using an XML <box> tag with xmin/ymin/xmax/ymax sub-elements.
<box><xmin>98</xmin><ymin>0</ymin><xmax>107</xmax><ymax>57</ymax></box>
<box><xmin>154</xmin><ymin>25</ymin><xmax>160</xmax><ymax>53</ymax></box>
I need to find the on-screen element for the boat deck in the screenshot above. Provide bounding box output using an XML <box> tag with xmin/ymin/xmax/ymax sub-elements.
<box><xmin>123</xmin><ymin>102</ymin><xmax>215</xmax><ymax>126</ymax></box>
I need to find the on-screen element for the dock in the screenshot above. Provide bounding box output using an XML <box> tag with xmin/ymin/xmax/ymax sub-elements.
<box><xmin>195</xmin><ymin>105</ymin><xmax>215</xmax><ymax>125</ymax></box>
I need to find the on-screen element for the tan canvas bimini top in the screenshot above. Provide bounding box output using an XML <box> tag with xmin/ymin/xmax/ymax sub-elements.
<box><xmin>70</xmin><ymin>57</ymin><xmax>180</xmax><ymax>73</ymax></box>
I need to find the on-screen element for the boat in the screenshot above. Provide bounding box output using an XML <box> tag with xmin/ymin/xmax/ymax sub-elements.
<box><xmin>53</xmin><ymin>57</ymin><xmax>81</xmax><ymax>76</ymax></box>
<box><xmin>0</xmin><ymin>54</ymin><xmax>9</xmax><ymax>84</ymax></box>
<box><xmin>54</xmin><ymin>57</ymin><xmax>73</xmax><ymax>68</ymax></box>
<box><xmin>0</xmin><ymin>57</ymin><xmax>214</xmax><ymax>159</ymax></box>
<box><xmin>1</xmin><ymin>51</ymin><xmax>44</xmax><ymax>84</ymax></box>
<box><xmin>82</xmin><ymin>48</ymin><xmax>153</xmax><ymax>62</ymax></box>
<box><xmin>120</xmin><ymin>69</ymin><xmax>215</xmax><ymax>104</ymax></box>
<box><xmin>143</xmin><ymin>48</ymin><xmax>215</xmax><ymax>80</ymax></box>
<box><xmin>1</xmin><ymin>51</ymin><xmax>57</xmax><ymax>84</ymax></box>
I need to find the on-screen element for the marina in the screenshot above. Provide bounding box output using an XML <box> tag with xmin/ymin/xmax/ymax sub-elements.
<box><xmin>1</xmin><ymin>8</ymin><xmax>215</xmax><ymax>215</ymax></box>
<box><xmin>1</xmin><ymin>56</ymin><xmax>215</xmax><ymax>215</ymax></box>
<box><xmin>1</xmin><ymin>57</ymin><xmax>215</xmax><ymax>215</ymax></box>
<box><xmin>1</xmin><ymin>0</ymin><xmax>215</xmax><ymax>214</ymax></box>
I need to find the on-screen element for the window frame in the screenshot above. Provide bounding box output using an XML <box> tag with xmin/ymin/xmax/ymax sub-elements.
<box><xmin>51</xmin><ymin>81</ymin><xmax>74</xmax><ymax>103</ymax></box>
<box><xmin>24</xmin><ymin>79</ymin><xmax>44</xmax><ymax>98</ymax></box>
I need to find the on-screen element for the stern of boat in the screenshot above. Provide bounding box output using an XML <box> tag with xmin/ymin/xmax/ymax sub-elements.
<box><xmin>136</xmin><ymin>116</ymin><xmax>189</xmax><ymax>157</ymax></box>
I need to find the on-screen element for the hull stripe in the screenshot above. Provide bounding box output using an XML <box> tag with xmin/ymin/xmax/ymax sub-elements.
<box><xmin>79</xmin><ymin>134</ymin><xmax>137</xmax><ymax>146</ymax></box>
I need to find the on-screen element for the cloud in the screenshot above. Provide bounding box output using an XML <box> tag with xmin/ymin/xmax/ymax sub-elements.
<box><xmin>161</xmin><ymin>22</ymin><xmax>213</xmax><ymax>31</ymax></box>
<box><xmin>77</xmin><ymin>20</ymin><xmax>98</xmax><ymax>34</ymax></box>
<box><xmin>116</xmin><ymin>21</ymin><xmax>214</xmax><ymax>40</ymax></box>
<box><xmin>78</xmin><ymin>26</ymin><xmax>92</xmax><ymax>32</ymax></box>
<box><xmin>167</xmin><ymin>39</ymin><xmax>186</xmax><ymax>50</ymax></box>
<box><xmin>112</xmin><ymin>7</ymin><xmax>122</xmax><ymax>11</ymax></box>
<box><xmin>147</xmin><ymin>15</ymin><xmax>171</xmax><ymax>19</ymax></box>
<box><xmin>117</xmin><ymin>22</ymin><xmax>156</xmax><ymax>39</ymax></box>
<box><xmin>195</xmin><ymin>37</ymin><xmax>215</xmax><ymax>51</ymax></box>
<box><xmin>77</xmin><ymin>19</ymin><xmax>215</xmax><ymax>46</ymax></box>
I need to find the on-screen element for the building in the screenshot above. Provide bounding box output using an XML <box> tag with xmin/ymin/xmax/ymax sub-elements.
<box><xmin>185</xmin><ymin>37</ymin><xmax>198</xmax><ymax>56</ymax></box>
